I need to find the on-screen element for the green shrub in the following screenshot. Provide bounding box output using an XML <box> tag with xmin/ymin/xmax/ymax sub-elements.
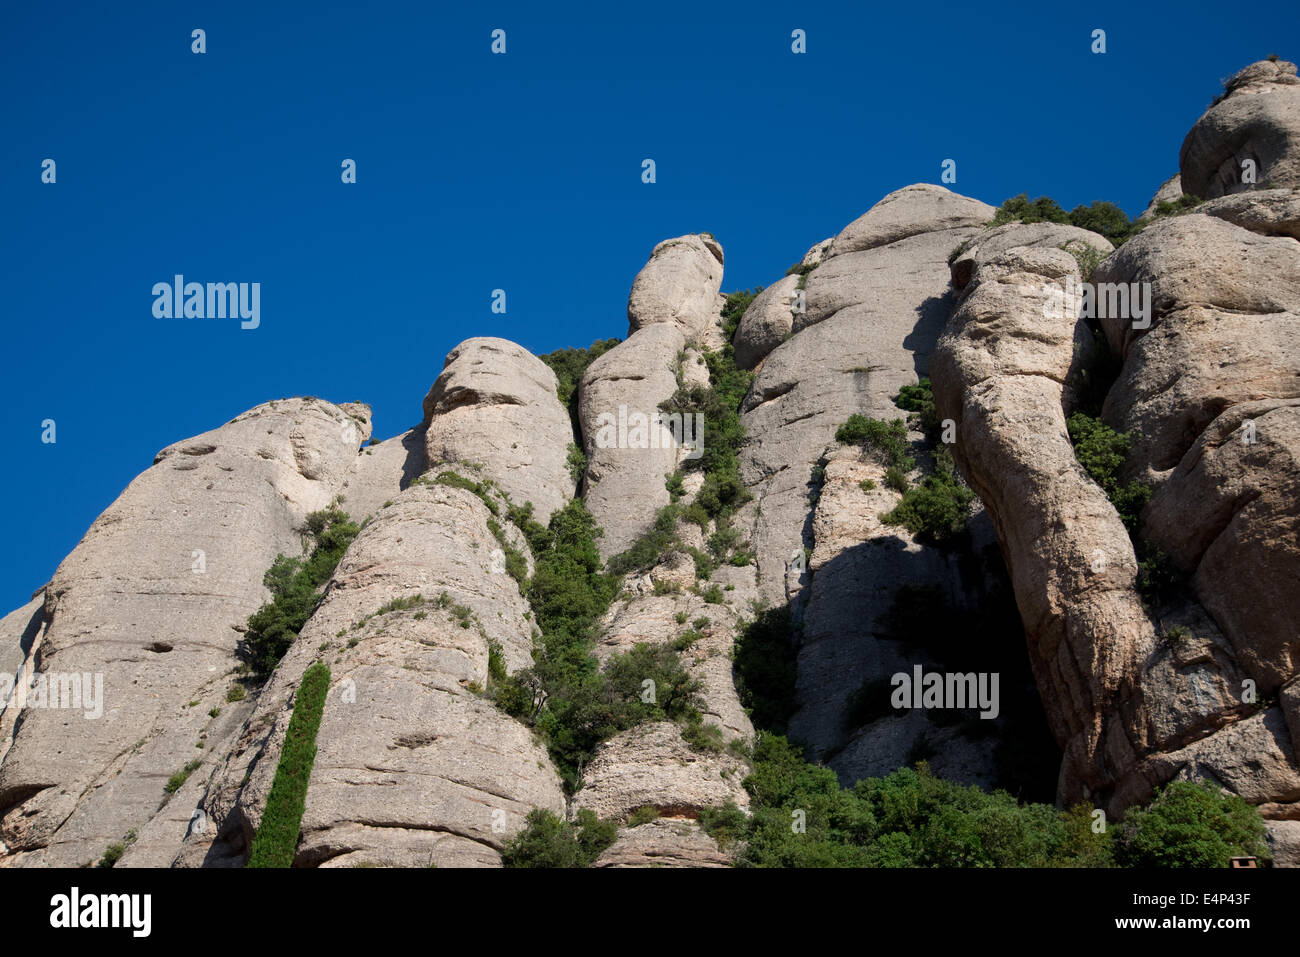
<box><xmin>883</xmin><ymin>466</ymin><xmax>910</xmax><ymax>493</ymax></box>
<box><xmin>990</xmin><ymin>193</ymin><xmax>1071</xmax><ymax>228</ymax></box>
<box><xmin>566</xmin><ymin>442</ymin><xmax>587</xmax><ymax>484</ymax></box>
<box><xmin>1151</xmin><ymin>194</ymin><xmax>1203</xmax><ymax>219</ymax></box>
<box><xmin>607</xmin><ymin>504</ymin><xmax>682</xmax><ymax>576</ymax></box>
<box><xmin>1136</xmin><ymin>542</ymin><xmax>1187</xmax><ymax>606</ymax></box>
<box><xmin>377</xmin><ymin>593</ymin><xmax>424</xmax><ymax>615</ymax></box>
<box><xmin>990</xmin><ymin>194</ymin><xmax>1137</xmax><ymax>246</ymax></box>
<box><xmin>247</xmin><ymin>661</ymin><xmax>331</xmax><ymax>868</ymax></box>
<box><xmin>1066</xmin><ymin>412</ymin><xmax>1151</xmax><ymax>536</ymax></box>
<box><xmin>163</xmin><ymin>759</ymin><xmax>202</xmax><ymax>796</ymax></box>
<box><xmin>882</xmin><ymin>469</ymin><xmax>975</xmax><ymax>545</ymax></box>
<box><xmin>700</xmin><ymin>733</ymin><xmax>1123</xmax><ymax>868</ymax></box>
<box><xmin>681</xmin><ymin>715</ymin><xmax>725</xmax><ymax>752</ymax></box>
<box><xmin>894</xmin><ymin>378</ymin><xmax>940</xmax><ymax>436</ymax></box>
<box><xmin>627</xmin><ymin>805</ymin><xmax>660</xmax><ymax>827</ymax></box>
<box><xmin>664</xmin><ymin>471</ymin><xmax>685</xmax><ymax>502</ymax></box>
<box><xmin>1116</xmin><ymin>781</ymin><xmax>1269</xmax><ymax>867</ymax></box>
<box><xmin>654</xmin><ymin>310</ymin><xmax>757</xmax><ymax>565</ymax></box>
<box><xmin>1065</xmin><ymin>200</ymin><xmax>1134</xmax><ymax>246</ymax></box>
<box><xmin>226</xmin><ymin>684</ymin><xmax>247</xmax><ymax>703</ymax></box>
<box><xmin>242</xmin><ymin>508</ymin><xmax>360</xmax><ymax>676</ymax></box>
<box><xmin>720</xmin><ymin>288</ymin><xmax>762</xmax><ymax>343</ymax></box>
<box><xmin>98</xmin><ymin>843</ymin><xmax>126</xmax><ymax>868</ymax></box>
<box><xmin>429</xmin><ymin>469</ymin><xmax>499</xmax><ymax>515</ymax></box>
<box><xmin>835</xmin><ymin>415</ymin><xmax>914</xmax><ymax>471</ymax></box>
<box><xmin>501</xmin><ymin>808</ymin><xmax>617</xmax><ymax>868</ymax></box>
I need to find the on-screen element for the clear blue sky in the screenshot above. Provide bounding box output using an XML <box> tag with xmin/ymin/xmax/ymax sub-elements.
<box><xmin>1</xmin><ymin>0</ymin><xmax>1293</xmax><ymax>611</ymax></box>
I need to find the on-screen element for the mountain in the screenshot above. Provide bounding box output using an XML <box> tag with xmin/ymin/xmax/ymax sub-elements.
<box><xmin>3</xmin><ymin>57</ymin><xmax>1298</xmax><ymax>869</ymax></box>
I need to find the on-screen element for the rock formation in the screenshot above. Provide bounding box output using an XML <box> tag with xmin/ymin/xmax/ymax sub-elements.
<box><xmin>3</xmin><ymin>57</ymin><xmax>1299</xmax><ymax>868</ymax></box>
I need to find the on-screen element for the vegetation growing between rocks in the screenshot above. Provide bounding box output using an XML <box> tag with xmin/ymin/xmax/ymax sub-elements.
<box><xmin>608</xmin><ymin>289</ymin><xmax>759</xmax><ymax>576</ymax></box>
<box><xmin>701</xmin><ymin>733</ymin><xmax>1267</xmax><ymax>867</ymax></box>
<box><xmin>539</xmin><ymin>337</ymin><xmax>622</xmax><ymax>438</ymax></box>
<box><xmin>1115</xmin><ymin>781</ymin><xmax>1269</xmax><ymax>867</ymax></box>
<box><xmin>501</xmin><ymin>807</ymin><xmax>618</xmax><ymax>867</ymax></box>
<box><xmin>835</xmin><ymin>382</ymin><xmax>976</xmax><ymax>546</ymax></box>
<box><xmin>484</xmin><ymin>500</ymin><xmax>712</xmax><ymax>791</ymax></box>
<box><xmin>989</xmin><ymin>192</ymin><xmax>1205</xmax><ymax>249</ymax></box>
<box><xmin>699</xmin><ymin>733</ymin><xmax>1111</xmax><ymax>867</ymax></box>
<box><xmin>247</xmin><ymin>661</ymin><xmax>331</xmax><ymax>868</ymax></box>
<box><xmin>241</xmin><ymin>507</ymin><xmax>361</xmax><ymax>677</ymax></box>
<box><xmin>1065</xmin><ymin>413</ymin><xmax>1152</xmax><ymax>537</ymax></box>
<box><xmin>990</xmin><ymin>193</ymin><xmax>1136</xmax><ymax>245</ymax></box>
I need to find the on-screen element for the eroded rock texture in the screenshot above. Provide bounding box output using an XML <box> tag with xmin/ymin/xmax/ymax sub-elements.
<box><xmin>0</xmin><ymin>398</ymin><xmax>370</xmax><ymax>867</ymax></box>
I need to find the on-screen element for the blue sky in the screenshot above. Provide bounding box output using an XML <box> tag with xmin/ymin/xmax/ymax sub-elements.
<box><xmin>1</xmin><ymin>0</ymin><xmax>1293</xmax><ymax>610</ymax></box>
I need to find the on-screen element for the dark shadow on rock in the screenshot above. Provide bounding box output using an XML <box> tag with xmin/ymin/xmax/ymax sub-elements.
<box><xmin>904</xmin><ymin>290</ymin><xmax>960</xmax><ymax>379</ymax></box>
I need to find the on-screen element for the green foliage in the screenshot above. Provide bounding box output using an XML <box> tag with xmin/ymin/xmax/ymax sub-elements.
<box><xmin>784</xmin><ymin>261</ymin><xmax>817</xmax><ymax>278</ymax></box>
<box><xmin>990</xmin><ymin>193</ymin><xmax>1137</xmax><ymax>246</ymax></box>
<box><xmin>1060</xmin><ymin>242</ymin><xmax>1107</xmax><ymax>283</ymax></box>
<box><xmin>164</xmin><ymin>759</ymin><xmax>202</xmax><ymax>796</ymax></box>
<box><xmin>539</xmin><ymin>338</ymin><xmax>622</xmax><ymax>436</ymax></box>
<box><xmin>486</xmin><ymin>517</ymin><xmax>529</xmax><ymax>589</ymax></box>
<box><xmin>627</xmin><ymin>805</ymin><xmax>660</xmax><ymax>827</ymax></box>
<box><xmin>501</xmin><ymin>808</ymin><xmax>618</xmax><ymax>868</ymax></box>
<box><xmin>247</xmin><ymin>661</ymin><xmax>331</xmax><ymax>868</ymax></box>
<box><xmin>733</xmin><ymin>607</ymin><xmax>799</xmax><ymax>736</ymax></box>
<box><xmin>894</xmin><ymin>378</ymin><xmax>940</xmax><ymax>436</ymax></box>
<box><xmin>98</xmin><ymin>843</ymin><xmax>126</xmax><ymax>868</ymax></box>
<box><xmin>990</xmin><ymin>193</ymin><xmax>1071</xmax><ymax>228</ymax></box>
<box><xmin>429</xmin><ymin>469</ymin><xmax>499</xmax><ymax>514</ymax></box>
<box><xmin>1116</xmin><ymin>781</ymin><xmax>1269</xmax><ymax>867</ymax></box>
<box><xmin>1151</xmin><ymin>194</ymin><xmax>1203</xmax><ymax>219</ymax></box>
<box><xmin>883</xmin><ymin>466</ymin><xmax>910</xmax><ymax>493</ymax></box>
<box><xmin>681</xmin><ymin>714</ymin><xmax>725</xmax><ymax>752</ymax></box>
<box><xmin>1065</xmin><ymin>200</ymin><xmax>1134</xmax><ymax>245</ymax></box>
<box><xmin>506</xmin><ymin>500</ymin><xmax>552</xmax><ymax>556</ymax></box>
<box><xmin>720</xmin><ymin>288</ymin><xmax>762</xmax><ymax>344</ymax></box>
<box><xmin>491</xmin><ymin>498</ymin><xmax>677</xmax><ymax>790</ymax></box>
<box><xmin>882</xmin><ymin>452</ymin><xmax>975</xmax><ymax>545</ymax></box>
<box><xmin>607</xmin><ymin>504</ymin><xmax>682</xmax><ymax>576</ymax></box>
<box><xmin>565</xmin><ymin>442</ymin><xmax>587</xmax><ymax>484</ymax></box>
<box><xmin>242</xmin><ymin>508</ymin><xmax>360</xmax><ymax>676</ymax></box>
<box><xmin>835</xmin><ymin>415</ymin><xmax>914</xmax><ymax>471</ymax></box>
<box><xmin>664</xmin><ymin>471</ymin><xmax>685</xmax><ymax>502</ymax></box>
<box><xmin>1136</xmin><ymin>542</ymin><xmax>1187</xmax><ymax>606</ymax></box>
<box><xmin>700</xmin><ymin>733</ymin><xmax>1113</xmax><ymax>868</ymax></box>
<box><xmin>377</xmin><ymin>593</ymin><xmax>424</xmax><ymax>615</ymax></box>
<box><xmin>1066</xmin><ymin>412</ymin><xmax>1152</xmax><ymax>536</ymax></box>
<box><xmin>226</xmin><ymin>684</ymin><xmax>247</xmax><ymax>703</ymax></box>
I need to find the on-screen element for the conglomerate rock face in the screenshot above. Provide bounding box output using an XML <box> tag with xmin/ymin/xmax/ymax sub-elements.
<box><xmin>4</xmin><ymin>59</ymin><xmax>1300</xmax><ymax>868</ymax></box>
<box><xmin>1180</xmin><ymin>58</ymin><xmax>1300</xmax><ymax>199</ymax></box>
<box><xmin>0</xmin><ymin>398</ymin><xmax>370</xmax><ymax>867</ymax></box>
